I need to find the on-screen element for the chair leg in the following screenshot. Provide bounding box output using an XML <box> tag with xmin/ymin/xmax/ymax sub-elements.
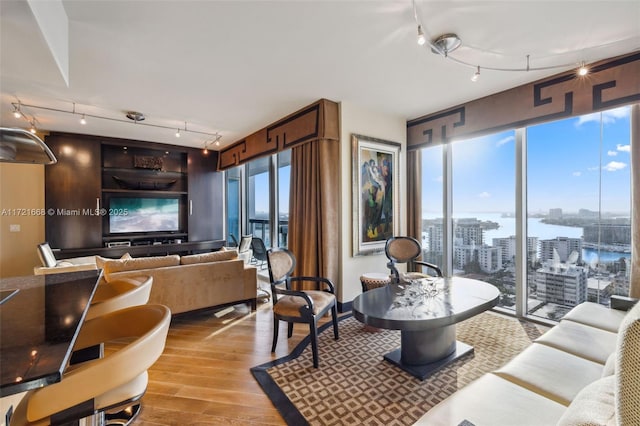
<box><xmin>271</xmin><ymin>316</ymin><xmax>279</xmax><ymax>353</ymax></box>
<box><xmin>309</xmin><ymin>318</ymin><xmax>319</xmax><ymax>368</ymax></box>
<box><xmin>287</xmin><ymin>322</ymin><xmax>294</xmax><ymax>338</ymax></box>
<box><xmin>331</xmin><ymin>304</ymin><xmax>339</xmax><ymax>340</ymax></box>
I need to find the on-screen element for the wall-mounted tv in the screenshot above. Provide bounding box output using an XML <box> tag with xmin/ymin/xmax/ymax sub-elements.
<box><xmin>108</xmin><ymin>197</ymin><xmax>180</xmax><ymax>234</ymax></box>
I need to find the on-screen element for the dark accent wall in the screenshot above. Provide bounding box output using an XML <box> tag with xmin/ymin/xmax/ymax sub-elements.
<box><xmin>407</xmin><ymin>51</ymin><xmax>640</xmax><ymax>149</ymax></box>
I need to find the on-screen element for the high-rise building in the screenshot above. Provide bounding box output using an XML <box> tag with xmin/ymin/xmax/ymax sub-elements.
<box><xmin>539</xmin><ymin>237</ymin><xmax>582</xmax><ymax>263</ymax></box>
<box><xmin>535</xmin><ymin>263</ymin><xmax>588</xmax><ymax>307</ymax></box>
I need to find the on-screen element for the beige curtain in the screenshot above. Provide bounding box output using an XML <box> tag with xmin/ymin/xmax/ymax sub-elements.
<box><xmin>631</xmin><ymin>104</ymin><xmax>639</xmax><ymax>298</ymax></box>
<box><xmin>288</xmin><ymin>139</ymin><xmax>340</xmax><ymax>290</ymax></box>
<box><xmin>407</xmin><ymin>149</ymin><xmax>422</xmax><ymax>241</ymax></box>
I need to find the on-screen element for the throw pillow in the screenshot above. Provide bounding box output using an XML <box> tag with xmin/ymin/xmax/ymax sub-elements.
<box><xmin>103</xmin><ymin>254</ymin><xmax>180</xmax><ymax>274</ymax></box>
<box><xmin>180</xmin><ymin>249</ymin><xmax>238</xmax><ymax>265</ymax></box>
<box><xmin>615</xmin><ymin>300</ymin><xmax>640</xmax><ymax>425</ymax></box>
<box><xmin>95</xmin><ymin>253</ymin><xmax>131</xmax><ymax>269</ymax></box>
<box><xmin>556</xmin><ymin>375</ymin><xmax>616</xmax><ymax>426</ymax></box>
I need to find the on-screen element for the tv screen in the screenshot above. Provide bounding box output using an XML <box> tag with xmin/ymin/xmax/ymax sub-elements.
<box><xmin>109</xmin><ymin>197</ymin><xmax>180</xmax><ymax>234</ymax></box>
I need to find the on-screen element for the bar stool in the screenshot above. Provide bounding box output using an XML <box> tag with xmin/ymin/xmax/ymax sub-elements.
<box><xmin>360</xmin><ymin>272</ymin><xmax>391</xmax><ymax>293</ymax></box>
<box><xmin>10</xmin><ymin>304</ymin><xmax>171</xmax><ymax>426</ymax></box>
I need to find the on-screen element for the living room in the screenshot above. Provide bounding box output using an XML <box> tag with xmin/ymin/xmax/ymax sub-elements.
<box><xmin>1</xmin><ymin>1</ymin><xmax>639</xmax><ymax>425</ymax></box>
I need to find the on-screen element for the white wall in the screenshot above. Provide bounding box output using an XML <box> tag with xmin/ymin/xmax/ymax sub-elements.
<box><xmin>338</xmin><ymin>101</ymin><xmax>406</xmax><ymax>304</ymax></box>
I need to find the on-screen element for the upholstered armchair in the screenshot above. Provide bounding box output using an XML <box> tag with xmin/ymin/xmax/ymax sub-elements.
<box><xmin>266</xmin><ymin>248</ymin><xmax>339</xmax><ymax>368</ymax></box>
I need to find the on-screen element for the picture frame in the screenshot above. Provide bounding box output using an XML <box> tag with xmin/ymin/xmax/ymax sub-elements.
<box><xmin>352</xmin><ymin>134</ymin><xmax>400</xmax><ymax>256</ymax></box>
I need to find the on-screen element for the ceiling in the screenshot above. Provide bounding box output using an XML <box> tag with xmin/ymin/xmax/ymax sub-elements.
<box><xmin>1</xmin><ymin>0</ymin><xmax>639</xmax><ymax>150</ymax></box>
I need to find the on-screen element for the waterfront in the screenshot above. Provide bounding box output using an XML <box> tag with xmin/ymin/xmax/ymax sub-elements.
<box><xmin>426</xmin><ymin>212</ymin><xmax>631</xmax><ymax>263</ymax></box>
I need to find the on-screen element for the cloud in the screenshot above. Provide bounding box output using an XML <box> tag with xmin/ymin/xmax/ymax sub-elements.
<box><xmin>608</xmin><ymin>150</ymin><xmax>617</xmax><ymax>156</ymax></box>
<box><xmin>587</xmin><ymin>166</ymin><xmax>600</xmax><ymax>171</ymax></box>
<box><xmin>617</xmin><ymin>144</ymin><xmax>631</xmax><ymax>153</ymax></box>
<box><xmin>572</xmin><ymin>171</ymin><xmax>582</xmax><ymax>177</ymax></box>
<box><xmin>603</xmin><ymin>161</ymin><xmax>627</xmax><ymax>172</ymax></box>
<box><xmin>575</xmin><ymin>107</ymin><xmax>629</xmax><ymax>127</ymax></box>
<box><xmin>478</xmin><ymin>191</ymin><xmax>491</xmax><ymax>198</ymax></box>
<box><xmin>496</xmin><ymin>135</ymin><xmax>514</xmax><ymax>147</ymax></box>
<box><xmin>434</xmin><ymin>175</ymin><xmax>443</xmax><ymax>183</ymax></box>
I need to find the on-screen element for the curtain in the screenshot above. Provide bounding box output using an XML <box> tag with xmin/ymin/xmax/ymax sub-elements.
<box><xmin>288</xmin><ymin>139</ymin><xmax>340</xmax><ymax>290</ymax></box>
<box><xmin>631</xmin><ymin>104</ymin><xmax>639</xmax><ymax>298</ymax></box>
<box><xmin>407</xmin><ymin>149</ymin><xmax>422</xmax><ymax>242</ymax></box>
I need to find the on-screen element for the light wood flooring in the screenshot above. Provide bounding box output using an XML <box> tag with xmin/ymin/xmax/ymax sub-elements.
<box><xmin>127</xmin><ymin>298</ymin><xmax>337</xmax><ymax>425</ymax></box>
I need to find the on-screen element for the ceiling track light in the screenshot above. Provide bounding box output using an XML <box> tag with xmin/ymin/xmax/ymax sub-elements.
<box><xmin>80</xmin><ymin>114</ymin><xmax>87</xmax><ymax>125</ymax></box>
<box><xmin>412</xmin><ymin>0</ymin><xmax>591</xmax><ymax>79</ymax></box>
<box><xmin>202</xmin><ymin>133</ymin><xmax>223</xmax><ymax>154</ymax></box>
<box><xmin>13</xmin><ymin>102</ymin><xmax>22</xmax><ymax>119</ymax></box>
<box><xmin>471</xmin><ymin>66</ymin><xmax>480</xmax><ymax>82</ymax></box>
<box><xmin>9</xmin><ymin>101</ymin><xmax>222</xmax><ymax>145</ymax></box>
<box><xmin>417</xmin><ymin>25</ymin><xmax>426</xmax><ymax>46</ymax></box>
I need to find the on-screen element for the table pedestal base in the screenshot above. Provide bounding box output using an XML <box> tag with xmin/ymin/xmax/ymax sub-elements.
<box><xmin>384</xmin><ymin>340</ymin><xmax>474</xmax><ymax>380</ymax></box>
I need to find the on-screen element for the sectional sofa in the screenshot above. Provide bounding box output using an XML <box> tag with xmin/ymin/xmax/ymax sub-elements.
<box><xmin>415</xmin><ymin>297</ymin><xmax>640</xmax><ymax>425</ymax></box>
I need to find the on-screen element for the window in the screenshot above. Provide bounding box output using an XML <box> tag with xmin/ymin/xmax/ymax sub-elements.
<box><xmin>420</xmin><ymin>105</ymin><xmax>633</xmax><ymax>322</ymax></box>
<box><xmin>526</xmin><ymin>106</ymin><xmax>631</xmax><ymax>321</ymax></box>
<box><xmin>227</xmin><ymin>150</ymin><xmax>291</xmax><ymax>250</ymax></box>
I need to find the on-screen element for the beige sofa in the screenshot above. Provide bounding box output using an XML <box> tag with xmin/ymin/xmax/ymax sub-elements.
<box><xmin>415</xmin><ymin>297</ymin><xmax>640</xmax><ymax>426</ymax></box>
<box><xmin>100</xmin><ymin>249</ymin><xmax>257</xmax><ymax>315</ymax></box>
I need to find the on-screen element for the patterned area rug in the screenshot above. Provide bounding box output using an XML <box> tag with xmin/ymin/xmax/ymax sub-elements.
<box><xmin>251</xmin><ymin>311</ymin><xmax>548</xmax><ymax>426</ymax></box>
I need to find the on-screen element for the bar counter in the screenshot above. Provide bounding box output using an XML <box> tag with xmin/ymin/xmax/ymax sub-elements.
<box><xmin>0</xmin><ymin>270</ymin><xmax>100</xmax><ymax>397</ymax></box>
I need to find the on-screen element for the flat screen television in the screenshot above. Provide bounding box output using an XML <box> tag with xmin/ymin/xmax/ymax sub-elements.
<box><xmin>108</xmin><ymin>197</ymin><xmax>180</xmax><ymax>234</ymax></box>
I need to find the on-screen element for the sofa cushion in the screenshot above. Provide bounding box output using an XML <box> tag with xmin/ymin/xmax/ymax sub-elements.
<box><xmin>556</xmin><ymin>375</ymin><xmax>616</xmax><ymax>426</ymax></box>
<box><xmin>535</xmin><ymin>320</ymin><xmax>617</xmax><ymax>364</ymax></box>
<box><xmin>103</xmin><ymin>255</ymin><xmax>180</xmax><ymax>274</ymax></box>
<box><xmin>494</xmin><ymin>343</ymin><xmax>603</xmax><ymax>406</ymax></box>
<box><xmin>615</xmin><ymin>300</ymin><xmax>640</xmax><ymax>424</ymax></box>
<box><xmin>180</xmin><ymin>249</ymin><xmax>238</xmax><ymax>265</ymax></box>
<box><xmin>413</xmin><ymin>373</ymin><xmax>566</xmax><ymax>426</ymax></box>
<box><xmin>562</xmin><ymin>302</ymin><xmax>627</xmax><ymax>333</ymax></box>
<box><xmin>95</xmin><ymin>253</ymin><xmax>131</xmax><ymax>269</ymax></box>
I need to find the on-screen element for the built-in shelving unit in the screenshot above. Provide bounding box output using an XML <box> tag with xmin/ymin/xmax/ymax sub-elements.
<box><xmin>44</xmin><ymin>132</ymin><xmax>223</xmax><ymax>254</ymax></box>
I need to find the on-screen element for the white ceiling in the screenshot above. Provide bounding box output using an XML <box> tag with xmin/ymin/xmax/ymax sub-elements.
<box><xmin>1</xmin><ymin>0</ymin><xmax>639</xmax><ymax>150</ymax></box>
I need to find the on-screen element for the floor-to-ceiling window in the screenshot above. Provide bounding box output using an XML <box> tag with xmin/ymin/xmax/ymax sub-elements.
<box><xmin>225</xmin><ymin>166</ymin><xmax>241</xmax><ymax>244</ymax></box>
<box><xmin>277</xmin><ymin>150</ymin><xmax>291</xmax><ymax>248</ymax></box>
<box><xmin>227</xmin><ymin>150</ymin><xmax>291</xmax><ymax>249</ymax></box>
<box><xmin>526</xmin><ymin>106</ymin><xmax>632</xmax><ymax>321</ymax></box>
<box><xmin>420</xmin><ymin>105</ymin><xmax>633</xmax><ymax>322</ymax></box>
<box><xmin>247</xmin><ymin>156</ymin><xmax>271</xmax><ymax>245</ymax></box>
<box><xmin>451</xmin><ymin>130</ymin><xmax>516</xmax><ymax>310</ymax></box>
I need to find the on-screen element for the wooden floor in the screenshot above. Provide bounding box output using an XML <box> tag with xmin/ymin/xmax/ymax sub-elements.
<box><xmin>124</xmin><ymin>298</ymin><xmax>337</xmax><ymax>425</ymax></box>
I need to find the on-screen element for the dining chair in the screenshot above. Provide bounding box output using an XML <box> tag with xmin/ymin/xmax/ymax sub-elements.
<box><xmin>10</xmin><ymin>304</ymin><xmax>171</xmax><ymax>426</ymax></box>
<box><xmin>385</xmin><ymin>236</ymin><xmax>443</xmax><ymax>284</ymax></box>
<box><xmin>266</xmin><ymin>248</ymin><xmax>339</xmax><ymax>368</ymax></box>
<box><xmin>251</xmin><ymin>237</ymin><xmax>268</xmax><ymax>269</ymax></box>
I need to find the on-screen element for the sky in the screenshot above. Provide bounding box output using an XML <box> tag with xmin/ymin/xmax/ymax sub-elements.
<box><xmin>422</xmin><ymin>105</ymin><xmax>632</xmax><ymax>216</ymax></box>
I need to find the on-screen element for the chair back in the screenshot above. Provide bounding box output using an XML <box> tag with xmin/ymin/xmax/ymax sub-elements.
<box><xmin>19</xmin><ymin>304</ymin><xmax>171</xmax><ymax>424</ymax></box>
<box><xmin>266</xmin><ymin>248</ymin><xmax>296</xmax><ymax>301</ymax></box>
<box><xmin>239</xmin><ymin>234</ymin><xmax>253</xmax><ymax>253</ymax></box>
<box><xmin>385</xmin><ymin>236</ymin><xmax>422</xmax><ymax>282</ymax></box>
<box><xmin>251</xmin><ymin>237</ymin><xmax>268</xmax><ymax>261</ymax></box>
<box><xmin>86</xmin><ymin>275</ymin><xmax>153</xmax><ymax>320</ymax></box>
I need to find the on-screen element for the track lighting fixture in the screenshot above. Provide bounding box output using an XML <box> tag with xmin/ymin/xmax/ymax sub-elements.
<box><xmin>578</xmin><ymin>62</ymin><xmax>589</xmax><ymax>76</ymax></box>
<box><xmin>412</xmin><ymin>0</ymin><xmax>595</xmax><ymax>81</ymax></box>
<box><xmin>9</xmin><ymin>101</ymin><xmax>222</xmax><ymax>146</ymax></box>
<box><xmin>13</xmin><ymin>103</ymin><xmax>21</xmax><ymax>119</ymax></box>
<box><xmin>202</xmin><ymin>134</ymin><xmax>223</xmax><ymax>154</ymax></box>
<box><xmin>471</xmin><ymin>66</ymin><xmax>480</xmax><ymax>82</ymax></box>
<box><xmin>417</xmin><ymin>25</ymin><xmax>426</xmax><ymax>46</ymax></box>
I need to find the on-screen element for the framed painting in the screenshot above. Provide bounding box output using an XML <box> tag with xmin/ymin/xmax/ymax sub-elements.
<box><xmin>352</xmin><ymin>134</ymin><xmax>400</xmax><ymax>256</ymax></box>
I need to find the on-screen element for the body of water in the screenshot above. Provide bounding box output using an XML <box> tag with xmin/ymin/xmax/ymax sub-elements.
<box><xmin>435</xmin><ymin>213</ymin><xmax>631</xmax><ymax>263</ymax></box>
